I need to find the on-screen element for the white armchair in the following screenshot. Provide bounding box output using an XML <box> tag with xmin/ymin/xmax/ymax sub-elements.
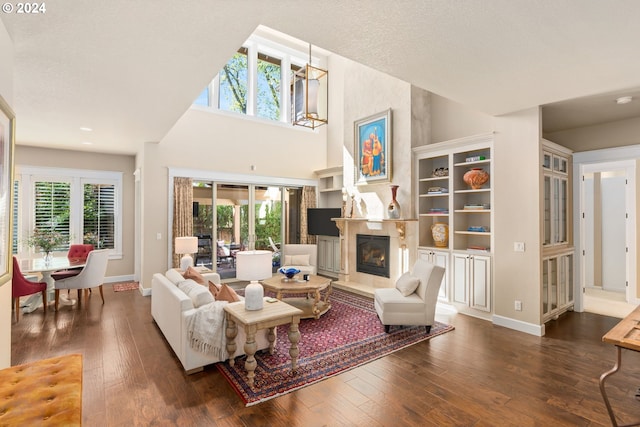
<box><xmin>374</xmin><ymin>259</ymin><xmax>445</xmax><ymax>333</ymax></box>
<box><xmin>280</xmin><ymin>244</ymin><xmax>317</xmax><ymax>275</ymax></box>
<box><xmin>54</xmin><ymin>249</ymin><xmax>110</xmax><ymax>310</ymax></box>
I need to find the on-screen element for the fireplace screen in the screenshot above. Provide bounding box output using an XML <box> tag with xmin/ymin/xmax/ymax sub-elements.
<box><xmin>356</xmin><ymin>234</ymin><xmax>390</xmax><ymax>278</ymax></box>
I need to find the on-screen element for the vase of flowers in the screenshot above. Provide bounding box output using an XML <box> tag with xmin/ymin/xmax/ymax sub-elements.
<box><xmin>26</xmin><ymin>228</ymin><xmax>69</xmax><ymax>264</ymax></box>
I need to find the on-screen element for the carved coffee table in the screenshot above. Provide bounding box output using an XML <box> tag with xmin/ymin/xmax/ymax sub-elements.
<box><xmin>261</xmin><ymin>274</ymin><xmax>333</xmax><ymax>319</ymax></box>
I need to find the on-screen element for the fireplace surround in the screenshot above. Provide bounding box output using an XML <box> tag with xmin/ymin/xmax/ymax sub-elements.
<box><xmin>356</xmin><ymin>234</ymin><xmax>390</xmax><ymax>278</ymax></box>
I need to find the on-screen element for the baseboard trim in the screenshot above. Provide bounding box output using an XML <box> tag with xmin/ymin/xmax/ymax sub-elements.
<box><xmin>104</xmin><ymin>274</ymin><xmax>135</xmax><ymax>284</ymax></box>
<box><xmin>493</xmin><ymin>315</ymin><xmax>545</xmax><ymax>336</ymax></box>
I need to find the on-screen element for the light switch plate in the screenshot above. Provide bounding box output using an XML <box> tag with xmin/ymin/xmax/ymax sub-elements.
<box><xmin>514</xmin><ymin>242</ymin><xmax>525</xmax><ymax>252</ymax></box>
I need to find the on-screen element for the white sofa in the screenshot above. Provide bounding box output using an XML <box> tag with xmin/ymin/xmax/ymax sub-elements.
<box><xmin>151</xmin><ymin>269</ymin><xmax>272</xmax><ymax>374</ymax></box>
<box><xmin>280</xmin><ymin>244</ymin><xmax>318</xmax><ymax>275</ymax></box>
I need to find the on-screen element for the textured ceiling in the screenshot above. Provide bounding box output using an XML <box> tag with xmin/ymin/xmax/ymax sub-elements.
<box><xmin>2</xmin><ymin>0</ymin><xmax>640</xmax><ymax>154</ymax></box>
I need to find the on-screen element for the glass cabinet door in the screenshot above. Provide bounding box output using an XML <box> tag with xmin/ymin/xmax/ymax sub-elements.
<box><xmin>544</xmin><ymin>175</ymin><xmax>551</xmax><ymax>245</ymax></box>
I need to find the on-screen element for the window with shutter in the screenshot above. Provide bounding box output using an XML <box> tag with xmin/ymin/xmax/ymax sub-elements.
<box><xmin>34</xmin><ymin>180</ymin><xmax>71</xmax><ymax>251</ymax></box>
<box><xmin>83</xmin><ymin>183</ymin><xmax>115</xmax><ymax>249</ymax></box>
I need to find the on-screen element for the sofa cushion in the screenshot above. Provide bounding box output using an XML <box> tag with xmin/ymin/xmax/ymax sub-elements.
<box><xmin>178</xmin><ymin>279</ymin><xmax>214</xmax><ymax>308</ymax></box>
<box><xmin>395</xmin><ymin>272</ymin><xmax>420</xmax><ymax>297</ymax></box>
<box><xmin>284</xmin><ymin>254</ymin><xmax>310</xmax><ymax>266</ymax></box>
<box><xmin>215</xmin><ymin>284</ymin><xmax>241</xmax><ymax>302</ymax></box>
<box><xmin>166</xmin><ymin>269</ymin><xmax>185</xmax><ymax>285</ymax></box>
<box><xmin>183</xmin><ymin>266</ymin><xmax>207</xmax><ymax>285</ymax></box>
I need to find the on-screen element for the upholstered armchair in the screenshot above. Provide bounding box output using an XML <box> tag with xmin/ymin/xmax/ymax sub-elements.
<box><xmin>51</xmin><ymin>244</ymin><xmax>94</xmax><ymax>280</ymax></box>
<box><xmin>374</xmin><ymin>259</ymin><xmax>445</xmax><ymax>333</ymax></box>
<box><xmin>11</xmin><ymin>256</ymin><xmax>47</xmax><ymax>322</ymax></box>
<box><xmin>54</xmin><ymin>249</ymin><xmax>109</xmax><ymax>310</ymax></box>
<box><xmin>280</xmin><ymin>244</ymin><xmax>318</xmax><ymax>275</ymax></box>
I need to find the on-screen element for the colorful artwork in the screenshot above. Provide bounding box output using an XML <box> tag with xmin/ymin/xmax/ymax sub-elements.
<box><xmin>355</xmin><ymin>109</ymin><xmax>391</xmax><ymax>184</ymax></box>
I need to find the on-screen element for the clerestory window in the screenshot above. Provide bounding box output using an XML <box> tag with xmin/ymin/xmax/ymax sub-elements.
<box><xmin>193</xmin><ymin>34</ymin><xmax>309</xmax><ymax>124</ymax></box>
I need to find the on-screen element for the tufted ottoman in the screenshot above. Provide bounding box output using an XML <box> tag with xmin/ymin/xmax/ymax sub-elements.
<box><xmin>0</xmin><ymin>353</ymin><xmax>82</xmax><ymax>426</ymax></box>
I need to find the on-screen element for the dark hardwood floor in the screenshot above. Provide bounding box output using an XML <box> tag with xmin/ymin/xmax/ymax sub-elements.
<box><xmin>11</xmin><ymin>285</ymin><xmax>640</xmax><ymax>426</ymax></box>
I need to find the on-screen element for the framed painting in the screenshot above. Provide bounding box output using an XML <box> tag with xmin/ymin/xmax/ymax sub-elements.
<box><xmin>354</xmin><ymin>109</ymin><xmax>392</xmax><ymax>184</ymax></box>
<box><xmin>0</xmin><ymin>95</ymin><xmax>15</xmax><ymax>287</ymax></box>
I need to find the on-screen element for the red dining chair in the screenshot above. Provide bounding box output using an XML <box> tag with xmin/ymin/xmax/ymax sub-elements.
<box><xmin>11</xmin><ymin>256</ymin><xmax>47</xmax><ymax>322</ymax></box>
<box><xmin>51</xmin><ymin>244</ymin><xmax>94</xmax><ymax>280</ymax></box>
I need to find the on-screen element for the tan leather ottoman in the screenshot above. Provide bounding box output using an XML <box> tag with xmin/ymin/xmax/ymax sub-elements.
<box><xmin>0</xmin><ymin>353</ymin><xmax>82</xmax><ymax>426</ymax></box>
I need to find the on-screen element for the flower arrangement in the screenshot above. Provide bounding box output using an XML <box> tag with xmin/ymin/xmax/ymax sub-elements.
<box><xmin>26</xmin><ymin>228</ymin><xmax>69</xmax><ymax>253</ymax></box>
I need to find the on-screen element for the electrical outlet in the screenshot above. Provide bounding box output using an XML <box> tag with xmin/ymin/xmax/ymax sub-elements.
<box><xmin>514</xmin><ymin>242</ymin><xmax>525</xmax><ymax>252</ymax></box>
<box><xmin>515</xmin><ymin>300</ymin><xmax>522</xmax><ymax>311</ymax></box>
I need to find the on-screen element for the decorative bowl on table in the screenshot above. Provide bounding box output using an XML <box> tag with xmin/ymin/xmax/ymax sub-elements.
<box><xmin>278</xmin><ymin>267</ymin><xmax>300</xmax><ymax>280</ymax></box>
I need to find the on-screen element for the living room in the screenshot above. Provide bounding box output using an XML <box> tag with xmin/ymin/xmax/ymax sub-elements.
<box><xmin>2</xmin><ymin>3</ymin><xmax>640</xmax><ymax>423</ymax></box>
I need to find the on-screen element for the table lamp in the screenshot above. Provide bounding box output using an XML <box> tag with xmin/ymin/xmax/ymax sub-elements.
<box><xmin>235</xmin><ymin>250</ymin><xmax>272</xmax><ymax>310</ymax></box>
<box><xmin>175</xmin><ymin>236</ymin><xmax>198</xmax><ymax>271</ymax></box>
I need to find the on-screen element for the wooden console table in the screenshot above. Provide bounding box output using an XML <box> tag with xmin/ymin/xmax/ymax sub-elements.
<box><xmin>600</xmin><ymin>305</ymin><xmax>640</xmax><ymax>427</ymax></box>
<box><xmin>0</xmin><ymin>353</ymin><xmax>83</xmax><ymax>426</ymax></box>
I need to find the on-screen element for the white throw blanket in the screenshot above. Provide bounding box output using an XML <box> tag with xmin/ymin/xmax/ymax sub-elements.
<box><xmin>185</xmin><ymin>301</ymin><xmax>228</xmax><ymax>359</ymax></box>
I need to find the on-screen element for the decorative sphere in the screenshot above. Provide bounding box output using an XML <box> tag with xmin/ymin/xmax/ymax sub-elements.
<box><xmin>278</xmin><ymin>267</ymin><xmax>300</xmax><ymax>279</ymax></box>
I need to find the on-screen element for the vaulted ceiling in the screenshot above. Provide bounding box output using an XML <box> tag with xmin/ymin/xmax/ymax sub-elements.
<box><xmin>2</xmin><ymin>1</ymin><xmax>640</xmax><ymax>154</ymax></box>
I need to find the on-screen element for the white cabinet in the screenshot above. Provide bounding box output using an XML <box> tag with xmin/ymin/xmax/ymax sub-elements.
<box><xmin>453</xmin><ymin>253</ymin><xmax>491</xmax><ymax>312</ymax></box>
<box><xmin>317</xmin><ymin>235</ymin><xmax>340</xmax><ymax>277</ymax></box>
<box><xmin>542</xmin><ymin>144</ymin><xmax>570</xmax><ymax>247</ymax></box>
<box><xmin>414</xmin><ymin>134</ymin><xmax>493</xmax><ymax>315</ymax></box>
<box><xmin>541</xmin><ymin>140</ymin><xmax>574</xmax><ymax>323</ymax></box>
<box><xmin>542</xmin><ymin>251</ymin><xmax>574</xmax><ymax>322</ymax></box>
<box><xmin>418</xmin><ymin>249</ymin><xmax>449</xmax><ymax>300</ymax></box>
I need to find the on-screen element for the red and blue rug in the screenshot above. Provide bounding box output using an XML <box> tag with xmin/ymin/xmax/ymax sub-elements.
<box><xmin>217</xmin><ymin>288</ymin><xmax>454</xmax><ymax>406</ymax></box>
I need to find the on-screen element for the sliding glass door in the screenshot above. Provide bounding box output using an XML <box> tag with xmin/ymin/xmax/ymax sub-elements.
<box><xmin>190</xmin><ymin>181</ymin><xmax>301</xmax><ymax>279</ymax></box>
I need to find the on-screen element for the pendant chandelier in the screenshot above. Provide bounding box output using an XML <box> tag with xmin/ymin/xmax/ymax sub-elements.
<box><xmin>292</xmin><ymin>44</ymin><xmax>328</xmax><ymax>129</ymax></box>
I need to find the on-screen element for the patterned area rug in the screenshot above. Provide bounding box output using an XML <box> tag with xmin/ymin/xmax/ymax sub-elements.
<box><xmin>217</xmin><ymin>288</ymin><xmax>454</xmax><ymax>406</ymax></box>
<box><xmin>112</xmin><ymin>281</ymin><xmax>139</xmax><ymax>292</ymax></box>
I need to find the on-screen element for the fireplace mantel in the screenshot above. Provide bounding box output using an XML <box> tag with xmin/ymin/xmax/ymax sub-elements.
<box><xmin>332</xmin><ymin>218</ymin><xmax>417</xmax><ymax>240</ymax></box>
<box><xmin>331</xmin><ymin>217</ymin><xmax>418</xmax><ymax>288</ymax></box>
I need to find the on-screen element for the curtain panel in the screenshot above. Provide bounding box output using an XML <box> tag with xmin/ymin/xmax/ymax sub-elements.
<box><xmin>173</xmin><ymin>177</ymin><xmax>193</xmax><ymax>268</ymax></box>
<box><xmin>300</xmin><ymin>186</ymin><xmax>317</xmax><ymax>244</ymax></box>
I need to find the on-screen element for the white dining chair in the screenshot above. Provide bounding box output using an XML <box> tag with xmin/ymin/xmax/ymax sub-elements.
<box><xmin>54</xmin><ymin>249</ymin><xmax>110</xmax><ymax>310</ymax></box>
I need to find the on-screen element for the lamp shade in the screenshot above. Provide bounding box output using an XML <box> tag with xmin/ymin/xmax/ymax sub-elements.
<box><xmin>236</xmin><ymin>250</ymin><xmax>272</xmax><ymax>311</ymax></box>
<box><xmin>175</xmin><ymin>236</ymin><xmax>198</xmax><ymax>271</ymax></box>
<box><xmin>175</xmin><ymin>236</ymin><xmax>198</xmax><ymax>254</ymax></box>
<box><xmin>235</xmin><ymin>250</ymin><xmax>272</xmax><ymax>282</ymax></box>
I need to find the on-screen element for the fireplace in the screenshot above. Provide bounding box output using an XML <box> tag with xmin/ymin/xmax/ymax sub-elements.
<box><xmin>356</xmin><ymin>234</ymin><xmax>390</xmax><ymax>278</ymax></box>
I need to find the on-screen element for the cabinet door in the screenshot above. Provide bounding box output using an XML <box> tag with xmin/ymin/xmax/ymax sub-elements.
<box><xmin>317</xmin><ymin>238</ymin><xmax>328</xmax><ymax>271</ymax></box>
<box><xmin>418</xmin><ymin>250</ymin><xmax>449</xmax><ymax>300</ymax></box>
<box><xmin>470</xmin><ymin>255</ymin><xmax>491</xmax><ymax>312</ymax></box>
<box><xmin>332</xmin><ymin>238</ymin><xmax>341</xmax><ymax>273</ymax></box>
<box><xmin>452</xmin><ymin>254</ymin><xmax>468</xmax><ymax>305</ymax></box>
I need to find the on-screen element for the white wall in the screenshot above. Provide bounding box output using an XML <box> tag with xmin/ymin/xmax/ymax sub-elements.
<box><xmin>0</xmin><ymin>19</ymin><xmax>13</xmax><ymax>368</ymax></box>
<box><xmin>545</xmin><ymin>116</ymin><xmax>640</xmax><ymax>152</ymax></box>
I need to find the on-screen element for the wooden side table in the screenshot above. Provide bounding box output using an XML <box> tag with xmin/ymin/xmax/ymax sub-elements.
<box><xmin>600</xmin><ymin>304</ymin><xmax>640</xmax><ymax>427</ymax></box>
<box><xmin>224</xmin><ymin>299</ymin><xmax>303</xmax><ymax>388</ymax></box>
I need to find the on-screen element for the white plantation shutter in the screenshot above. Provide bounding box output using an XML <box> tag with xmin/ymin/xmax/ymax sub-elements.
<box><xmin>33</xmin><ymin>180</ymin><xmax>71</xmax><ymax>251</ymax></box>
<box><xmin>83</xmin><ymin>183</ymin><xmax>115</xmax><ymax>249</ymax></box>
<box><xmin>12</xmin><ymin>180</ymin><xmax>19</xmax><ymax>254</ymax></box>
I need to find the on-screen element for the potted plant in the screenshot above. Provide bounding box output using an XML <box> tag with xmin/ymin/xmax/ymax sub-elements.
<box><xmin>26</xmin><ymin>228</ymin><xmax>69</xmax><ymax>263</ymax></box>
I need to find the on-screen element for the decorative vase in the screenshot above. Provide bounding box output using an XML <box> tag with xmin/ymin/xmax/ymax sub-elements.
<box><xmin>42</xmin><ymin>251</ymin><xmax>53</xmax><ymax>264</ymax></box>
<box><xmin>463</xmin><ymin>168</ymin><xmax>489</xmax><ymax>190</ymax></box>
<box><xmin>431</xmin><ymin>223</ymin><xmax>449</xmax><ymax>247</ymax></box>
<box><xmin>387</xmin><ymin>185</ymin><xmax>401</xmax><ymax>219</ymax></box>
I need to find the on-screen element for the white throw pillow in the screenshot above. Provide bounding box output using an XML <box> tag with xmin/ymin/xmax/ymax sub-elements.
<box><xmin>178</xmin><ymin>279</ymin><xmax>214</xmax><ymax>308</ymax></box>
<box><xmin>166</xmin><ymin>269</ymin><xmax>185</xmax><ymax>285</ymax></box>
<box><xmin>291</xmin><ymin>254</ymin><xmax>310</xmax><ymax>266</ymax></box>
<box><xmin>283</xmin><ymin>255</ymin><xmax>293</xmax><ymax>265</ymax></box>
<box><xmin>395</xmin><ymin>272</ymin><xmax>420</xmax><ymax>297</ymax></box>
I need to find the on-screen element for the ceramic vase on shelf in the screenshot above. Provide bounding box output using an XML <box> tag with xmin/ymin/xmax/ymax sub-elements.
<box><xmin>463</xmin><ymin>168</ymin><xmax>489</xmax><ymax>190</ymax></box>
<box><xmin>387</xmin><ymin>185</ymin><xmax>401</xmax><ymax>219</ymax></box>
<box><xmin>431</xmin><ymin>223</ymin><xmax>449</xmax><ymax>247</ymax></box>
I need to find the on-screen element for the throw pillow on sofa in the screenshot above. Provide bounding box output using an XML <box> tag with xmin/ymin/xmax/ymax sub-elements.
<box><xmin>178</xmin><ymin>279</ymin><xmax>214</xmax><ymax>308</ymax></box>
<box><xmin>183</xmin><ymin>266</ymin><xmax>207</xmax><ymax>285</ymax></box>
<box><xmin>215</xmin><ymin>284</ymin><xmax>241</xmax><ymax>302</ymax></box>
<box><xmin>166</xmin><ymin>268</ymin><xmax>186</xmax><ymax>285</ymax></box>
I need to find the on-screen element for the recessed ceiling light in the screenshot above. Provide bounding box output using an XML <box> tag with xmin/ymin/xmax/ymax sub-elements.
<box><xmin>81</xmin><ymin>141</ymin><xmax>93</xmax><ymax>145</ymax></box>
<box><xmin>80</xmin><ymin>127</ymin><xmax>93</xmax><ymax>132</ymax></box>
<box><xmin>615</xmin><ymin>96</ymin><xmax>633</xmax><ymax>105</ymax></box>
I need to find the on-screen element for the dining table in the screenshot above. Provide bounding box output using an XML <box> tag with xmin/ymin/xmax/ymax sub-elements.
<box><xmin>19</xmin><ymin>256</ymin><xmax>86</xmax><ymax>313</ymax></box>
